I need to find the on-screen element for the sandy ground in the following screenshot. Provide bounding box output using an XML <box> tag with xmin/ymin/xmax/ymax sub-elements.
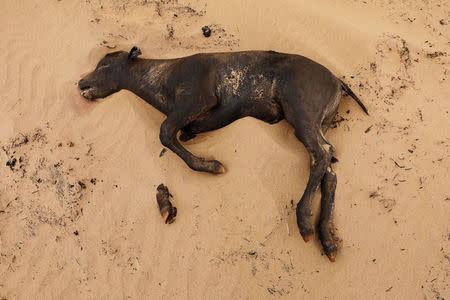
<box><xmin>0</xmin><ymin>0</ymin><xmax>449</xmax><ymax>299</ymax></box>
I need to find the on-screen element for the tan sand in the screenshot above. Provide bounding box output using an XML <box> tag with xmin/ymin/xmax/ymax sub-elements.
<box><xmin>0</xmin><ymin>0</ymin><xmax>449</xmax><ymax>298</ymax></box>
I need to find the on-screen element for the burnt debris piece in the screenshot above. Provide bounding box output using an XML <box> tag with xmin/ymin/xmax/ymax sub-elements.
<box><xmin>156</xmin><ymin>184</ymin><xmax>177</xmax><ymax>224</ymax></box>
<box><xmin>202</xmin><ymin>25</ymin><xmax>211</xmax><ymax>37</ymax></box>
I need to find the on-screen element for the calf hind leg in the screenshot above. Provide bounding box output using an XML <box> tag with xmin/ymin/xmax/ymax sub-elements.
<box><xmin>319</xmin><ymin>165</ymin><xmax>338</xmax><ymax>261</ymax></box>
<box><xmin>180</xmin><ymin>107</ymin><xmax>240</xmax><ymax>142</ymax></box>
<box><xmin>180</xmin><ymin>100</ymin><xmax>283</xmax><ymax>142</ymax></box>
<box><xmin>294</xmin><ymin>128</ymin><xmax>334</xmax><ymax>242</ymax></box>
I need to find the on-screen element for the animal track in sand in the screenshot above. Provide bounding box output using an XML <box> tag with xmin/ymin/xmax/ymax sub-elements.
<box><xmin>0</xmin><ymin>127</ymin><xmax>100</xmax><ymax>271</ymax></box>
<box><xmin>86</xmin><ymin>0</ymin><xmax>240</xmax><ymax>53</ymax></box>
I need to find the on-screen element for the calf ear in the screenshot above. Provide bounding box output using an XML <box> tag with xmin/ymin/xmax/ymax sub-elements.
<box><xmin>128</xmin><ymin>46</ymin><xmax>142</xmax><ymax>60</ymax></box>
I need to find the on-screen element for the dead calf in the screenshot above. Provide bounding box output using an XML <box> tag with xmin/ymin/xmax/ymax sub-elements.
<box><xmin>78</xmin><ymin>47</ymin><xmax>368</xmax><ymax>261</ymax></box>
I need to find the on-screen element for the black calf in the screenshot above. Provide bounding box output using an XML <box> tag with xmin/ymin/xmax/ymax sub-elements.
<box><xmin>79</xmin><ymin>47</ymin><xmax>368</xmax><ymax>261</ymax></box>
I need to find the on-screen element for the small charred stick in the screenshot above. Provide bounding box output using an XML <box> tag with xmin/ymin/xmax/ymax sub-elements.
<box><xmin>156</xmin><ymin>184</ymin><xmax>177</xmax><ymax>224</ymax></box>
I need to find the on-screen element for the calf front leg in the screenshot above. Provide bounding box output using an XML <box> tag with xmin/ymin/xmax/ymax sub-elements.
<box><xmin>159</xmin><ymin>102</ymin><xmax>226</xmax><ymax>174</ymax></box>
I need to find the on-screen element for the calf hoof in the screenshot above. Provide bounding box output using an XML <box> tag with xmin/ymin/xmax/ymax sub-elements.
<box><xmin>298</xmin><ymin>221</ymin><xmax>315</xmax><ymax>243</ymax></box>
<box><xmin>327</xmin><ymin>251</ymin><xmax>337</xmax><ymax>262</ymax></box>
<box><xmin>302</xmin><ymin>233</ymin><xmax>314</xmax><ymax>243</ymax></box>
<box><xmin>210</xmin><ymin>160</ymin><xmax>226</xmax><ymax>174</ymax></box>
<box><xmin>323</xmin><ymin>244</ymin><xmax>338</xmax><ymax>262</ymax></box>
<box><xmin>319</xmin><ymin>223</ymin><xmax>338</xmax><ymax>262</ymax></box>
<box><xmin>297</xmin><ymin>209</ymin><xmax>314</xmax><ymax>242</ymax></box>
<box><xmin>300</xmin><ymin>229</ymin><xmax>314</xmax><ymax>243</ymax></box>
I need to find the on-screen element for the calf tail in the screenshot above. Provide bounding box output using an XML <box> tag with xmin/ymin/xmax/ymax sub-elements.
<box><xmin>340</xmin><ymin>79</ymin><xmax>369</xmax><ymax>115</ymax></box>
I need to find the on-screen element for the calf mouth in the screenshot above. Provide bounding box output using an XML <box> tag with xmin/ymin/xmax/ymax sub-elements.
<box><xmin>79</xmin><ymin>85</ymin><xmax>96</xmax><ymax>100</ymax></box>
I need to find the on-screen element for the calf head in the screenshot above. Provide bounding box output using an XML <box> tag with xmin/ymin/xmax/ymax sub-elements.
<box><xmin>78</xmin><ymin>46</ymin><xmax>142</xmax><ymax>100</ymax></box>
